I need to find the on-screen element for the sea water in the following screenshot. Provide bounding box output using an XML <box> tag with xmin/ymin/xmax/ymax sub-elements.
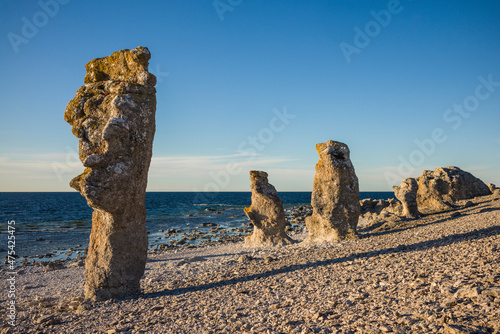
<box><xmin>0</xmin><ymin>192</ymin><xmax>393</xmax><ymax>260</ymax></box>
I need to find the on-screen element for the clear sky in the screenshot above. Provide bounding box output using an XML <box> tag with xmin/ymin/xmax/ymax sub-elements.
<box><xmin>1</xmin><ymin>0</ymin><xmax>499</xmax><ymax>192</ymax></box>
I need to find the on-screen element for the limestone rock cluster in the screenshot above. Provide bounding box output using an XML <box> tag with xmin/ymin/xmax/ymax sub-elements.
<box><xmin>304</xmin><ymin>140</ymin><xmax>360</xmax><ymax>244</ymax></box>
<box><xmin>65</xmin><ymin>46</ymin><xmax>156</xmax><ymax>301</ymax></box>
<box><xmin>361</xmin><ymin>166</ymin><xmax>494</xmax><ymax>227</ymax></box>
<box><xmin>244</xmin><ymin>171</ymin><xmax>295</xmax><ymax>247</ymax></box>
<box><xmin>416</xmin><ymin>166</ymin><xmax>492</xmax><ymax>213</ymax></box>
<box><xmin>244</xmin><ymin>141</ymin><xmax>361</xmax><ymax>246</ymax></box>
<box><xmin>358</xmin><ymin>198</ymin><xmax>402</xmax><ymax>228</ymax></box>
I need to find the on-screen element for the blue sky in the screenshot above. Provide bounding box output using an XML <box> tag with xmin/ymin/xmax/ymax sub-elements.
<box><xmin>1</xmin><ymin>0</ymin><xmax>499</xmax><ymax>192</ymax></box>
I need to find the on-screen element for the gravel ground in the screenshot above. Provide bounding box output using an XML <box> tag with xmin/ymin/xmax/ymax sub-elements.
<box><xmin>1</xmin><ymin>195</ymin><xmax>499</xmax><ymax>334</ymax></box>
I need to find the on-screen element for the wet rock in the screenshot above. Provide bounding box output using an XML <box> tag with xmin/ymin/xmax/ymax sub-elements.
<box><xmin>304</xmin><ymin>140</ymin><xmax>360</xmax><ymax>244</ymax></box>
<box><xmin>244</xmin><ymin>171</ymin><xmax>295</xmax><ymax>247</ymax></box>
<box><xmin>65</xmin><ymin>46</ymin><xmax>156</xmax><ymax>301</ymax></box>
<box><xmin>416</xmin><ymin>166</ymin><xmax>492</xmax><ymax>213</ymax></box>
<box><xmin>392</xmin><ymin>178</ymin><xmax>420</xmax><ymax>219</ymax></box>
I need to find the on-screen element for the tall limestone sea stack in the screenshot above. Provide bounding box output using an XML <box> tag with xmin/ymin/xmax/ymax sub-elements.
<box><xmin>64</xmin><ymin>47</ymin><xmax>156</xmax><ymax>301</ymax></box>
<box><xmin>305</xmin><ymin>140</ymin><xmax>360</xmax><ymax>244</ymax></box>
<box><xmin>244</xmin><ymin>171</ymin><xmax>295</xmax><ymax>247</ymax></box>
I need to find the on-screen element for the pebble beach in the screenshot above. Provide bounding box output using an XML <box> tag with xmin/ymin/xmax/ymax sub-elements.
<box><xmin>2</xmin><ymin>193</ymin><xmax>500</xmax><ymax>334</ymax></box>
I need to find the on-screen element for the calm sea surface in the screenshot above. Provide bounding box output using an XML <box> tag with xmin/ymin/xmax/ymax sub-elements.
<box><xmin>1</xmin><ymin>192</ymin><xmax>393</xmax><ymax>259</ymax></box>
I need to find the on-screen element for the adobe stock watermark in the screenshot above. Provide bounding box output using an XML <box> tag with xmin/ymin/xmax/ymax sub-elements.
<box><xmin>194</xmin><ymin>106</ymin><xmax>295</xmax><ymax>195</ymax></box>
<box><xmin>7</xmin><ymin>0</ymin><xmax>71</xmax><ymax>54</ymax></box>
<box><xmin>51</xmin><ymin>145</ymin><xmax>80</xmax><ymax>182</ymax></box>
<box><xmin>150</xmin><ymin>64</ymin><xmax>170</xmax><ymax>85</ymax></box>
<box><xmin>339</xmin><ymin>0</ymin><xmax>411</xmax><ymax>64</ymax></box>
<box><xmin>385</xmin><ymin>74</ymin><xmax>500</xmax><ymax>186</ymax></box>
<box><xmin>213</xmin><ymin>0</ymin><xmax>243</xmax><ymax>22</ymax></box>
<box><xmin>6</xmin><ymin>220</ymin><xmax>17</xmax><ymax>327</ymax></box>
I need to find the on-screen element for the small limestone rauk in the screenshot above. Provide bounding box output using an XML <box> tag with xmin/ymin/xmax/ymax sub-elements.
<box><xmin>244</xmin><ymin>171</ymin><xmax>295</xmax><ymax>247</ymax></box>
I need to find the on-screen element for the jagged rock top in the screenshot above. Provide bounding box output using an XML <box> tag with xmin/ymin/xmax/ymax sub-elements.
<box><xmin>84</xmin><ymin>46</ymin><xmax>156</xmax><ymax>86</ymax></box>
<box><xmin>64</xmin><ymin>47</ymin><xmax>157</xmax><ymax>170</ymax></box>
<box><xmin>248</xmin><ymin>170</ymin><xmax>280</xmax><ymax>202</ymax></box>
<box><xmin>315</xmin><ymin>140</ymin><xmax>352</xmax><ymax>169</ymax></box>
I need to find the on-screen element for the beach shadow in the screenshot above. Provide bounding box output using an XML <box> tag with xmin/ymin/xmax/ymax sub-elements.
<box><xmin>141</xmin><ymin>224</ymin><xmax>500</xmax><ymax>300</ymax></box>
<box><xmin>478</xmin><ymin>207</ymin><xmax>500</xmax><ymax>213</ymax></box>
<box><xmin>361</xmin><ymin>215</ymin><xmax>459</xmax><ymax>238</ymax></box>
<box><xmin>147</xmin><ymin>253</ymin><xmax>240</xmax><ymax>264</ymax></box>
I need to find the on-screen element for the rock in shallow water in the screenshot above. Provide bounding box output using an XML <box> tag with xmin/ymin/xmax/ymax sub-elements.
<box><xmin>65</xmin><ymin>46</ymin><xmax>156</xmax><ymax>301</ymax></box>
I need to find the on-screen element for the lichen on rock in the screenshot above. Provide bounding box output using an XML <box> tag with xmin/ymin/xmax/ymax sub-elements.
<box><xmin>304</xmin><ymin>140</ymin><xmax>360</xmax><ymax>244</ymax></box>
<box><xmin>244</xmin><ymin>171</ymin><xmax>295</xmax><ymax>247</ymax></box>
<box><xmin>65</xmin><ymin>46</ymin><xmax>156</xmax><ymax>301</ymax></box>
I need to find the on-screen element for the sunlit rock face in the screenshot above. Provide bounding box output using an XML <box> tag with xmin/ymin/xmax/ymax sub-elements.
<box><xmin>65</xmin><ymin>46</ymin><xmax>156</xmax><ymax>301</ymax></box>
<box><xmin>244</xmin><ymin>171</ymin><xmax>295</xmax><ymax>247</ymax></box>
<box><xmin>304</xmin><ymin>140</ymin><xmax>360</xmax><ymax>244</ymax></box>
<box><xmin>392</xmin><ymin>178</ymin><xmax>421</xmax><ymax>219</ymax></box>
<box><xmin>416</xmin><ymin>166</ymin><xmax>492</xmax><ymax>213</ymax></box>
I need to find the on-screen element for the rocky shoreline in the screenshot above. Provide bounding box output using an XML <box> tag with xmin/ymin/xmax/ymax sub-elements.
<box><xmin>2</xmin><ymin>193</ymin><xmax>499</xmax><ymax>333</ymax></box>
<box><xmin>9</xmin><ymin>205</ymin><xmax>315</xmax><ymax>269</ymax></box>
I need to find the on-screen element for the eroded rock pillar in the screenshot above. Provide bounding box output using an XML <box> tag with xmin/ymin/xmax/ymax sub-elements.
<box><xmin>392</xmin><ymin>178</ymin><xmax>420</xmax><ymax>219</ymax></box>
<box><xmin>64</xmin><ymin>46</ymin><xmax>156</xmax><ymax>301</ymax></box>
<box><xmin>304</xmin><ymin>140</ymin><xmax>360</xmax><ymax>244</ymax></box>
<box><xmin>244</xmin><ymin>171</ymin><xmax>295</xmax><ymax>247</ymax></box>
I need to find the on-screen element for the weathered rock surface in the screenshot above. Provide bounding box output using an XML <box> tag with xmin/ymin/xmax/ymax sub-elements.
<box><xmin>305</xmin><ymin>140</ymin><xmax>360</xmax><ymax>244</ymax></box>
<box><xmin>392</xmin><ymin>177</ymin><xmax>421</xmax><ymax>219</ymax></box>
<box><xmin>244</xmin><ymin>171</ymin><xmax>295</xmax><ymax>247</ymax></box>
<box><xmin>417</xmin><ymin>166</ymin><xmax>492</xmax><ymax>213</ymax></box>
<box><xmin>358</xmin><ymin>198</ymin><xmax>402</xmax><ymax>229</ymax></box>
<box><xmin>64</xmin><ymin>46</ymin><xmax>156</xmax><ymax>301</ymax></box>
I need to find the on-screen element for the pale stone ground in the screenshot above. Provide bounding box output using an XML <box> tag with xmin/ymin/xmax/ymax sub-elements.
<box><xmin>1</xmin><ymin>195</ymin><xmax>500</xmax><ymax>334</ymax></box>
